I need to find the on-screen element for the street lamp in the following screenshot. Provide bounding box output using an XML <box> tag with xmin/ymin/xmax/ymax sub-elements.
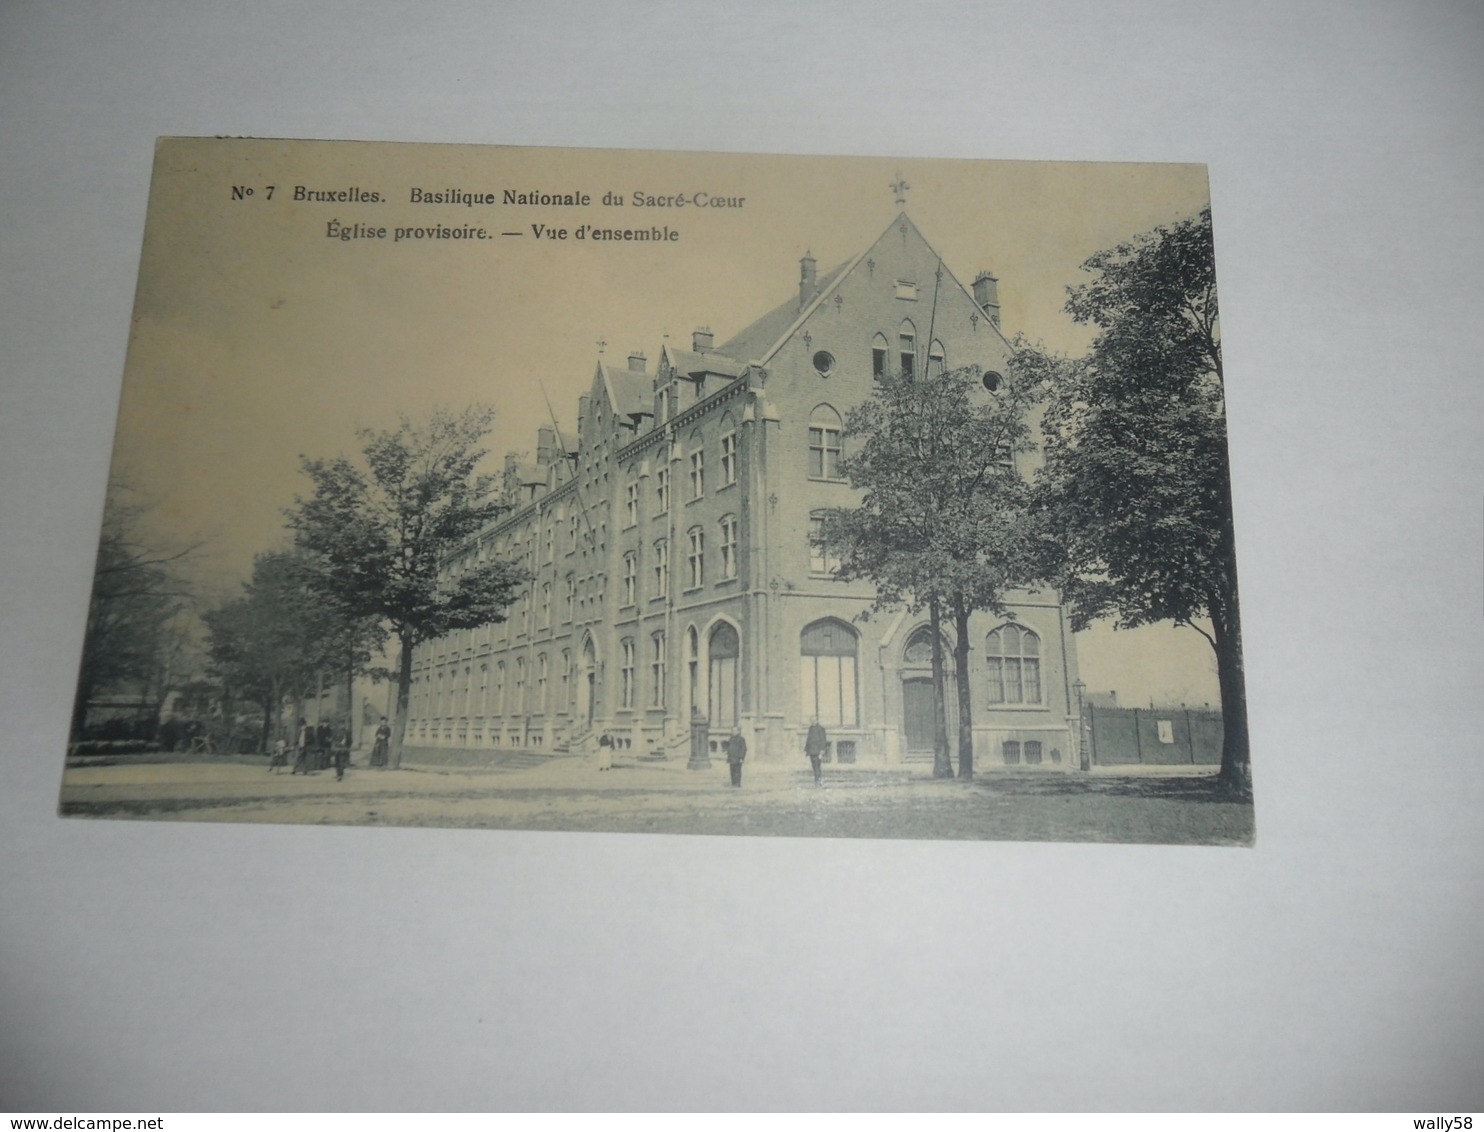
<box><xmin>1073</xmin><ymin>679</ymin><xmax>1088</xmax><ymax>772</ymax></box>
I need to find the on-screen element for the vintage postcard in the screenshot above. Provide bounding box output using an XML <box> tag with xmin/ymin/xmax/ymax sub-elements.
<box><xmin>61</xmin><ymin>138</ymin><xmax>1253</xmax><ymax>845</ymax></box>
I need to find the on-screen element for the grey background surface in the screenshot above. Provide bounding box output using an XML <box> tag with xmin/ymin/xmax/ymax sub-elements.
<box><xmin>2</xmin><ymin>1</ymin><xmax>1480</xmax><ymax>1111</ymax></box>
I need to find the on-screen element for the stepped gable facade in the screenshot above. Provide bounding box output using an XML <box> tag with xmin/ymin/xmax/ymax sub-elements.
<box><xmin>405</xmin><ymin>212</ymin><xmax>1082</xmax><ymax>767</ymax></box>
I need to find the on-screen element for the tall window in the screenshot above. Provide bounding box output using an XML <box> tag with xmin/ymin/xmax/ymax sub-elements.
<box><xmin>650</xmin><ymin>631</ymin><xmax>666</xmax><ymax>708</ymax></box>
<box><xmin>687</xmin><ymin>526</ymin><xmax>705</xmax><ymax>589</ymax></box>
<box><xmin>657</xmin><ymin>387</ymin><xmax>669</xmax><ymax>423</ymax></box>
<box><xmin>872</xmin><ymin>332</ymin><xmax>889</xmax><ymax>381</ymax></box>
<box><xmin>624</xmin><ymin>476</ymin><xmax>639</xmax><ymax>527</ymax></box>
<box><xmin>899</xmin><ymin>320</ymin><xmax>916</xmax><ymax>379</ymax></box>
<box><xmin>654</xmin><ymin>539</ymin><xmax>669</xmax><ymax>595</ymax></box>
<box><xmin>689</xmin><ymin>439</ymin><xmax>705</xmax><ymax>498</ymax></box>
<box><xmin>539</xmin><ymin>581</ymin><xmax>551</xmax><ymax>628</ymax></box>
<box><xmin>801</xmin><ymin>619</ymin><xmax>859</xmax><ymax>727</ymax></box>
<box><xmin>560</xmin><ymin>650</ymin><xmax>571</xmax><ymax>711</ymax></box>
<box><xmin>986</xmin><ymin>623</ymin><xmax>1042</xmax><ymax>705</ymax></box>
<box><xmin>513</xmin><ymin>657</ymin><xmax>526</xmax><ymax>715</ymax></box>
<box><xmin>518</xmin><ymin>590</ymin><xmax>530</xmax><ymax>636</ymax></box>
<box><xmin>808</xmin><ymin>510</ymin><xmax>841</xmax><ymax>575</ymax></box>
<box><xmin>656</xmin><ymin>463</ymin><xmax>670</xmax><ymax>513</ymax></box>
<box><xmin>536</xmin><ymin>653</ymin><xmax>548</xmax><ymax>713</ymax></box>
<box><xmin>622</xmin><ymin>551</ymin><xmax>637</xmax><ymax>606</ymax></box>
<box><xmin>569</xmin><ymin>511</ymin><xmax>580</xmax><ymax>551</ymax></box>
<box><xmin>720</xmin><ymin>427</ymin><xmax>737</xmax><ymax>486</ymax></box>
<box><xmin>686</xmin><ymin>626</ymin><xmax>700</xmax><ymax>718</ymax></box>
<box><xmin>719</xmin><ymin>514</ymin><xmax>738</xmax><ymax>580</ymax></box>
<box><xmin>564</xmin><ymin>573</ymin><xmax>575</xmax><ymax>621</ymax></box>
<box><xmin>928</xmin><ymin>339</ymin><xmax>946</xmax><ymax>376</ymax></box>
<box><xmin>493</xmin><ymin>662</ymin><xmax>505</xmax><ymax>717</ymax></box>
<box><xmin>708</xmin><ymin>621</ymin><xmax>739</xmax><ymax>728</ymax></box>
<box><xmin>808</xmin><ymin>405</ymin><xmax>843</xmax><ymax>480</ymax></box>
<box><xmin>620</xmin><ymin>638</ymin><xmax>636</xmax><ymax>709</ymax></box>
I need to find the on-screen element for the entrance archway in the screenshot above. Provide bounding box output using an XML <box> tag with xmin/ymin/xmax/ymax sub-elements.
<box><xmin>899</xmin><ymin>624</ymin><xmax>955</xmax><ymax>757</ymax></box>
<box><xmin>579</xmin><ymin>635</ymin><xmax>597</xmax><ymax>726</ymax></box>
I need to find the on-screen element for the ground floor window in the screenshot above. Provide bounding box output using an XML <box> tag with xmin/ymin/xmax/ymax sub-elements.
<box><xmin>708</xmin><ymin>621</ymin><xmax>738</xmax><ymax>728</ymax></box>
<box><xmin>800</xmin><ymin>617</ymin><xmax>858</xmax><ymax>727</ymax></box>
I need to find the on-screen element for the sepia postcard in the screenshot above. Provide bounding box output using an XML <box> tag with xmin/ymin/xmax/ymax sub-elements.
<box><xmin>61</xmin><ymin>138</ymin><xmax>1253</xmax><ymax>845</ymax></box>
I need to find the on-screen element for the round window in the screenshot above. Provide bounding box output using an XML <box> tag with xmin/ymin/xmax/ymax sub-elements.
<box><xmin>812</xmin><ymin>350</ymin><xmax>835</xmax><ymax>377</ymax></box>
<box><xmin>983</xmin><ymin>371</ymin><xmax>1003</xmax><ymax>393</ymax></box>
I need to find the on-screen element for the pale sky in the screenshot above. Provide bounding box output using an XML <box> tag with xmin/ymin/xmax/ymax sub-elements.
<box><xmin>109</xmin><ymin>138</ymin><xmax>1221</xmax><ymax>704</ymax></box>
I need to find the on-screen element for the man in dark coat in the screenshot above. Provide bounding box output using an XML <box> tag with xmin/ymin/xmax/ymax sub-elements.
<box><xmin>805</xmin><ymin>718</ymin><xmax>828</xmax><ymax>786</ymax></box>
<box><xmin>291</xmin><ymin>719</ymin><xmax>312</xmax><ymax>775</ymax></box>
<box><xmin>315</xmin><ymin>722</ymin><xmax>333</xmax><ymax>771</ymax></box>
<box><xmin>725</xmin><ymin>727</ymin><xmax>746</xmax><ymax>787</ymax></box>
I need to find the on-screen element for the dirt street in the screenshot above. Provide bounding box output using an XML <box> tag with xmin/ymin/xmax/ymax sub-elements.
<box><xmin>57</xmin><ymin>753</ymin><xmax>1255</xmax><ymax>845</ymax></box>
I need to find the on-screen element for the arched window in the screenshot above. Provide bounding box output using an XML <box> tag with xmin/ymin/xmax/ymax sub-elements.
<box><xmin>655</xmin><ymin>443</ymin><xmax>671</xmax><ymax>513</ymax></box>
<box><xmin>650</xmin><ymin>631</ymin><xmax>666</xmax><ymax>709</ymax></box>
<box><xmin>872</xmin><ymin>332</ymin><xmax>889</xmax><ymax>381</ymax></box>
<box><xmin>620</xmin><ymin>638</ymin><xmax>636</xmax><ymax>709</ymax></box>
<box><xmin>899</xmin><ymin>319</ymin><xmax>917</xmax><ymax>380</ymax></box>
<box><xmin>719</xmin><ymin>514</ymin><xmax>738</xmax><ymax>579</ymax></box>
<box><xmin>493</xmin><ymin>661</ymin><xmax>506</xmax><ymax>717</ymax></box>
<box><xmin>622</xmin><ymin>551</ymin><xmax>637</xmax><ymax>606</ymax></box>
<box><xmin>654</xmin><ymin>538</ymin><xmax>669</xmax><ymax>595</ymax></box>
<box><xmin>536</xmin><ymin>653</ymin><xmax>548</xmax><ymax>713</ymax></box>
<box><xmin>720</xmin><ymin>413</ymin><xmax>738</xmax><ymax>486</ymax></box>
<box><xmin>688</xmin><ymin>429</ymin><xmax>705</xmax><ymax>498</ymax></box>
<box><xmin>624</xmin><ymin>465</ymin><xmax>639</xmax><ymax>527</ymax></box>
<box><xmin>808</xmin><ymin>404</ymin><xmax>843</xmax><ymax>480</ymax></box>
<box><xmin>686</xmin><ymin>626</ymin><xmax>700</xmax><ymax>718</ymax></box>
<box><xmin>560</xmin><ymin>649</ymin><xmax>572</xmax><ymax>712</ymax></box>
<box><xmin>513</xmin><ymin>657</ymin><xmax>526</xmax><ymax>716</ymax></box>
<box><xmin>687</xmin><ymin>526</ymin><xmax>704</xmax><ymax>589</ymax></box>
<box><xmin>986</xmin><ymin>623</ymin><xmax>1042</xmax><ymax>705</ymax></box>
<box><xmin>808</xmin><ymin>509</ymin><xmax>840</xmax><ymax>575</ymax></box>
<box><xmin>801</xmin><ymin>618</ymin><xmax>859</xmax><ymax>727</ymax></box>
<box><xmin>708</xmin><ymin>621</ymin><xmax>739</xmax><ymax>728</ymax></box>
<box><xmin>928</xmin><ymin>339</ymin><xmax>946</xmax><ymax>376</ymax></box>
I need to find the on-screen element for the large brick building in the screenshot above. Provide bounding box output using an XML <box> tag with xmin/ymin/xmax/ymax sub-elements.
<box><xmin>403</xmin><ymin>211</ymin><xmax>1082</xmax><ymax>767</ymax></box>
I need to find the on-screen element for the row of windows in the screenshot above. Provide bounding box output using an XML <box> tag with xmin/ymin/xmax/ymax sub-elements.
<box><xmin>415</xmin><ymin>620</ymin><xmax>1047</xmax><ymax>726</ymax></box>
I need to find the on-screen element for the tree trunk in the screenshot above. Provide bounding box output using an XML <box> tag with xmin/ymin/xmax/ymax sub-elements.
<box><xmin>389</xmin><ymin>628</ymin><xmax>414</xmax><ymax>770</ymax></box>
<box><xmin>952</xmin><ymin>596</ymin><xmax>974</xmax><ymax>780</ymax></box>
<box><xmin>258</xmin><ymin>696</ymin><xmax>273</xmax><ymax>754</ymax></box>
<box><xmin>1212</xmin><ymin>607</ymin><xmax>1250</xmax><ymax>796</ymax></box>
<box><xmin>928</xmin><ymin>599</ymin><xmax>953</xmax><ymax>778</ymax></box>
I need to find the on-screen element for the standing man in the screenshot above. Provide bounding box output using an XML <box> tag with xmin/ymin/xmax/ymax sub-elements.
<box><xmin>369</xmin><ymin>716</ymin><xmax>391</xmax><ymax>768</ymax></box>
<box><xmin>805</xmin><ymin>717</ymin><xmax>828</xmax><ymax>786</ymax></box>
<box><xmin>291</xmin><ymin>718</ymin><xmax>312</xmax><ymax>775</ymax></box>
<box><xmin>315</xmin><ymin>721</ymin><xmax>333</xmax><ymax>772</ymax></box>
<box><xmin>332</xmin><ymin>725</ymin><xmax>350</xmax><ymax>781</ymax></box>
<box><xmin>725</xmin><ymin>727</ymin><xmax>747</xmax><ymax>788</ymax></box>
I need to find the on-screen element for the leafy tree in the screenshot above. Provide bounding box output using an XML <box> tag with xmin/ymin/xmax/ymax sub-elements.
<box><xmin>287</xmin><ymin>406</ymin><xmax>527</xmax><ymax>768</ymax></box>
<box><xmin>823</xmin><ymin>365</ymin><xmax>1040</xmax><ymax>779</ymax></box>
<box><xmin>70</xmin><ymin>479</ymin><xmax>195</xmax><ymax>741</ymax></box>
<box><xmin>1031</xmin><ymin>206</ymin><xmax>1250</xmax><ymax>792</ymax></box>
<box><xmin>204</xmin><ymin>551</ymin><xmax>383</xmax><ymax>752</ymax></box>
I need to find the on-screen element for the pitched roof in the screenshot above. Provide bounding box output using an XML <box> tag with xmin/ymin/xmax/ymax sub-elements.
<box><xmin>663</xmin><ymin>344</ymin><xmax>745</xmax><ymax>380</ymax></box>
<box><xmin>716</xmin><ymin>259</ymin><xmax>850</xmax><ymax>365</ymax></box>
<box><xmin>599</xmin><ymin>362</ymin><xmax>653</xmax><ymax>419</ymax></box>
<box><xmin>717</xmin><ymin>212</ymin><xmax>1012</xmax><ymax>368</ymax></box>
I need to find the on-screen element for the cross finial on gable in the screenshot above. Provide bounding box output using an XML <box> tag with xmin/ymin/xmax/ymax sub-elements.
<box><xmin>891</xmin><ymin>173</ymin><xmax>910</xmax><ymax>208</ymax></box>
<box><xmin>596</xmin><ymin>338</ymin><xmax>607</xmax><ymax>355</ymax></box>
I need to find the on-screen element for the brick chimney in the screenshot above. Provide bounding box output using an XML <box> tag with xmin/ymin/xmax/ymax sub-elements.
<box><xmin>799</xmin><ymin>250</ymin><xmax>818</xmax><ymax>310</ymax></box>
<box><xmin>627</xmin><ymin>350</ymin><xmax>647</xmax><ymax>373</ymax></box>
<box><xmin>972</xmin><ymin>270</ymin><xmax>1001</xmax><ymax>328</ymax></box>
<box><xmin>536</xmin><ymin>426</ymin><xmax>556</xmax><ymax>468</ymax></box>
<box><xmin>692</xmin><ymin>327</ymin><xmax>714</xmax><ymax>353</ymax></box>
